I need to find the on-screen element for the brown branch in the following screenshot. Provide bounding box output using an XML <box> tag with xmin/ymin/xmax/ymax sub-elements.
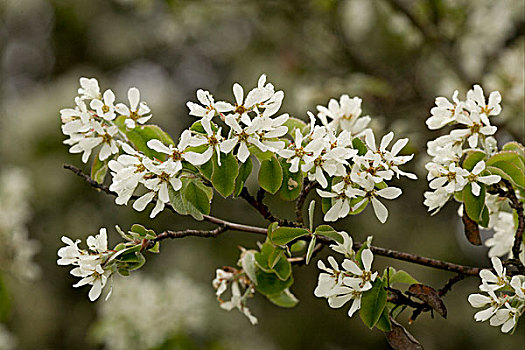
<box><xmin>503</xmin><ymin>181</ymin><xmax>525</xmax><ymax>260</ymax></box>
<box><xmin>239</xmin><ymin>187</ymin><xmax>295</xmax><ymax>226</ymax></box>
<box><xmin>65</xmin><ymin>163</ymin><xmax>483</xmax><ymax>276</ymax></box>
<box><xmin>295</xmin><ymin>179</ymin><xmax>317</xmax><ymax>226</ymax></box>
<box><xmin>155</xmin><ymin>225</ymin><xmax>228</xmax><ymax>241</ymax></box>
<box><xmin>438</xmin><ymin>274</ymin><xmax>465</xmax><ymax>297</ymax></box>
<box><xmin>488</xmin><ymin>180</ymin><xmax>524</xmax><ymax>266</ymax></box>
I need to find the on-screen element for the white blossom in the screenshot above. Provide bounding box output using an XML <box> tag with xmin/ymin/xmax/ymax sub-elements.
<box><xmin>115</xmin><ymin>87</ymin><xmax>152</xmax><ymax>129</ymax></box>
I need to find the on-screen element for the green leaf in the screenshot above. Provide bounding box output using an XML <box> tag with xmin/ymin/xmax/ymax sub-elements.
<box><xmin>375</xmin><ymin>307</ymin><xmax>392</xmax><ymax>332</ymax></box>
<box><xmin>234</xmin><ymin>156</ymin><xmax>253</xmax><ymax>197</ymax></box>
<box><xmin>383</xmin><ymin>267</ymin><xmax>419</xmax><ymax>286</ymax></box>
<box><xmin>211</xmin><ymin>152</ymin><xmax>239</xmax><ymax>197</ymax></box>
<box><xmin>360</xmin><ymin>278</ymin><xmax>388</xmax><ymax>329</ymax></box>
<box><xmin>352</xmin><ymin>137</ymin><xmax>367</xmax><ymax>156</ymax></box>
<box><xmin>486</xmin><ymin>156</ymin><xmax>525</xmax><ymax>189</ymax></box>
<box><xmin>308</xmin><ymin>200</ymin><xmax>316</xmax><ymax>231</ymax></box>
<box><xmin>168</xmin><ymin>183</ymin><xmax>190</xmax><ymax>216</ymax></box>
<box><xmin>279</xmin><ymin>159</ymin><xmax>303</xmax><ymax>201</ymax></box>
<box><xmin>305</xmin><ymin>235</ymin><xmax>317</xmax><ymax>265</ymax></box>
<box><xmin>480</xmin><ymin>204</ymin><xmax>490</xmax><ymax>228</ymax></box>
<box><xmin>461</xmin><ymin>150</ymin><xmax>486</xmax><ymax>171</ymax></box>
<box><xmin>255</xmin><ymin>269</ymin><xmax>293</xmax><ymax>296</ymax></box>
<box><xmin>273</xmin><ymin>254</ymin><xmax>292</xmax><ymax>281</ymax></box>
<box><xmin>130</xmin><ymin>224</ymin><xmax>156</xmax><ymax>240</ymax></box>
<box><xmin>148</xmin><ymin>242</ymin><xmax>160</xmax><ymax>253</ymax></box>
<box><xmin>91</xmin><ymin>152</ymin><xmax>110</xmax><ymax>184</ymax></box>
<box><xmin>258</xmin><ymin>156</ymin><xmax>283</xmax><ymax>194</ymax></box>
<box><xmin>462</xmin><ymin>183</ymin><xmax>485</xmax><ymax>223</ymax></box>
<box><xmin>266</xmin><ymin>289</ymin><xmax>299</xmax><ymax>308</ymax></box>
<box><xmin>199</xmin><ymin>158</ymin><xmax>214</xmax><ymax>180</ymax></box>
<box><xmin>290</xmin><ymin>240</ymin><xmax>307</xmax><ymax>253</ymax></box>
<box><xmin>167</xmin><ymin>179</ymin><xmax>207</xmax><ymax>221</ymax></box>
<box><xmin>283</xmin><ymin>117</ymin><xmax>307</xmax><ymax>136</ymax></box>
<box><xmin>119</xmin><ymin>252</ymin><xmax>146</xmax><ymax>271</ymax></box>
<box><xmin>502</xmin><ymin>142</ymin><xmax>525</xmax><ymax>161</ymax></box>
<box><xmin>349</xmin><ymin>197</ymin><xmax>369</xmax><ymax>215</ymax></box>
<box><xmin>270</xmin><ymin>227</ymin><xmax>309</xmax><ymax>246</ymax></box>
<box><xmin>254</xmin><ymin>242</ymin><xmax>275</xmax><ymax>272</ymax></box>
<box><xmin>190</xmin><ymin>120</ymin><xmax>218</xmax><ymax>134</ymax></box>
<box><xmin>183</xmin><ymin>179</ymin><xmax>211</xmax><ymax>215</ymax></box>
<box><xmin>249</xmin><ymin>145</ymin><xmax>274</xmax><ymax>162</ymax></box>
<box><xmin>314</xmin><ymin>225</ymin><xmax>343</xmax><ymax>244</ymax></box>
<box><xmin>268</xmin><ymin>247</ymin><xmax>285</xmax><ymax>269</ymax></box>
<box><xmin>125</xmin><ymin>124</ymin><xmax>175</xmax><ymax>160</ymax></box>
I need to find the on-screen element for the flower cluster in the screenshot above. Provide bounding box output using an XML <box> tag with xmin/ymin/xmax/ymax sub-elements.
<box><xmin>212</xmin><ymin>267</ymin><xmax>258</xmax><ymax>325</ymax></box>
<box><xmin>424</xmin><ymin>84</ymin><xmax>525</xmax><ymax>263</ymax></box>
<box><xmin>424</xmin><ymin>85</ymin><xmax>502</xmax><ymax>213</ymax></box>
<box><xmin>314</xmin><ymin>233</ymin><xmax>377</xmax><ymax>317</ymax></box>
<box><xmin>61</xmin><ymin>78</ymin><xmax>150</xmax><ymax>163</ymax></box>
<box><xmin>62</xmin><ymin>75</ymin><xmax>415</xmax><ymax>222</ymax></box>
<box><xmin>57</xmin><ymin>228</ymin><xmax>114</xmax><ymax>301</ymax></box>
<box><xmin>468</xmin><ymin>257</ymin><xmax>524</xmax><ymax>333</ymax></box>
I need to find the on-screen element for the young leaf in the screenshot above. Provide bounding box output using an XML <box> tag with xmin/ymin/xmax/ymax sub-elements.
<box><xmin>199</xmin><ymin>158</ymin><xmax>213</xmax><ymax>180</ymax></box>
<box><xmin>241</xmin><ymin>250</ymin><xmax>258</xmax><ymax>285</ymax></box>
<box><xmin>255</xmin><ymin>270</ymin><xmax>293</xmax><ymax>296</ymax></box>
<box><xmin>234</xmin><ymin>156</ymin><xmax>253</xmax><ymax>197</ymax></box>
<box><xmin>273</xmin><ymin>254</ymin><xmax>292</xmax><ymax>281</ymax></box>
<box><xmin>461</xmin><ymin>150</ymin><xmax>486</xmax><ymax>171</ymax></box>
<box><xmin>502</xmin><ymin>141</ymin><xmax>525</xmax><ymax>160</ymax></box>
<box><xmin>168</xmin><ymin>184</ymin><xmax>189</xmax><ymax>216</ymax></box>
<box><xmin>314</xmin><ymin>225</ymin><xmax>343</xmax><ymax>244</ymax></box>
<box><xmin>375</xmin><ymin>307</ymin><xmax>392</xmax><ymax>332</ymax></box>
<box><xmin>130</xmin><ymin>224</ymin><xmax>156</xmax><ymax>239</ymax></box>
<box><xmin>283</xmin><ymin>117</ymin><xmax>307</xmax><ymax>136</ymax></box>
<box><xmin>270</xmin><ymin>227</ymin><xmax>309</xmax><ymax>246</ymax></box>
<box><xmin>305</xmin><ymin>235</ymin><xmax>317</xmax><ymax>265</ymax></box>
<box><xmin>148</xmin><ymin>242</ymin><xmax>160</xmax><ymax>254</ymax></box>
<box><xmin>279</xmin><ymin>159</ymin><xmax>303</xmax><ymax>201</ymax></box>
<box><xmin>91</xmin><ymin>152</ymin><xmax>110</xmax><ymax>184</ymax></box>
<box><xmin>125</xmin><ymin>125</ymin><xmax>174</xmax><ymax>160</ymax></box>
<box><xmin>462</xmin><ymin>183</ymin><xmax>485</xmax><ymax>223</ymax></box>
<box><xmin>360</xmin><ymin>278</ymin><xmax>388</xmax><ymax>329</ymax></box>
<box><xmin>212</xmin><ymin>152</ymin><xmax>239</xmax><ymax>197</ymax></box>
<box><xmin>183</xmin><ymin>179</ymin><xmax>211</xmax><ymax>215</ymax></box>
<box><xmin>308</xmin><ymin>200</ymin><xmax>316</xmax><ymax>232</ymax></box>
<box><xmin>268</xmin><ymin>247</ymin><xmax>285</xmax><ymax>269</ymax></box>
<box><xmin>258</xmin><ymin>156</ymin><xmax>283</xmax><ymax>194</ymax></box>
<box><xmin>383</xmin><ymin>267</ymin><xmax>419</xmax><ymax>286</ymax></box>
<box><xmin>266</xmin><ymin>289</ymin><xmax>299</xmax><ymax>308</ymax></box>
<box><xmin>352</xmin><ymin>137</ymin><xmax>367</xmax><ymax>156</ymax></box>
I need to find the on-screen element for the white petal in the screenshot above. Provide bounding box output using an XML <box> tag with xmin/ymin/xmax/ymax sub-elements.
<box><xmin>128</xmin><ymin>87</ymin><xmax>140</xmax><ymax>110</ymax></box>
<box><xmin>371</xmin><ymin>197</ymin><xmax>388</xmax><ymax>223</ymax></box>
<box><xmin>147</xmin><ymin>139</ymin><xmax>170</xmax><ymax>154</ymax></box>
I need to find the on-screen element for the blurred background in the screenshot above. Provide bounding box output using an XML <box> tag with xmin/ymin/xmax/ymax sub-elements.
<box><xmin>0</xmin><ymin>0</ymin><xmax>523</xmax><ymax>349</ymax></box>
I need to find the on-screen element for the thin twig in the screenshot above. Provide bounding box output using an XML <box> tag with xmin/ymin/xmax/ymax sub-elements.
<box><xmin>65</xmin><ymin>163</ymin><xmax>484</xmax><ymax>276</ymax></box>
<box><xmin>295</xmin><ymin>179</ymin><xmax>317</xmax><ymax>226</ymax></box>
<box><xmin>239</xmin><ymin>187</ymin><xmax>295</xmax><ymax>226</ymax></box>
<box><xmin>438</xmin><ymin>274</ymin><xmax>465</xmax><ymax>297</ymax></box>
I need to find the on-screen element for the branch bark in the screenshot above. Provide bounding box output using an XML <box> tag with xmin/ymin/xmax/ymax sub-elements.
<box><xmin>64</xmin><ymin>163</ymin><xmax>483</xmax><ymax>277</ymax></box>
